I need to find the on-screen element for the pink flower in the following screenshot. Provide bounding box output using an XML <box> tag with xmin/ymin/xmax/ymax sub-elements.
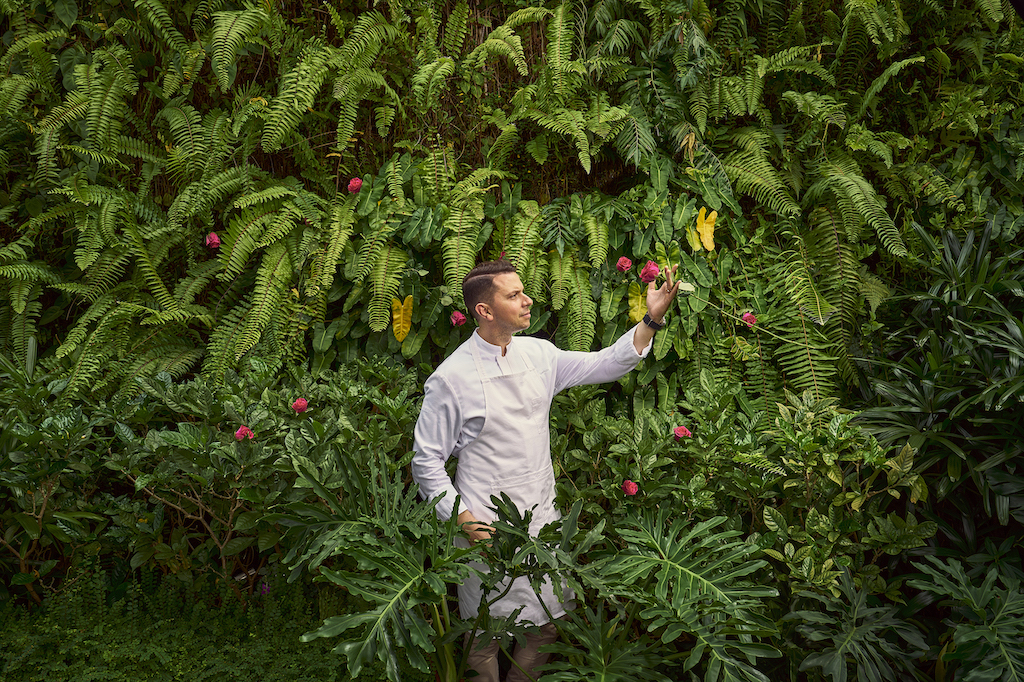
<box><xmin>621</xmin><ymin>480</ymin><xmax>639</xmax><ymax>496</ymax></box>
<box><xmin>235</xmin><ymin>425</ymin><xmax>254</xmax><ymax>441</ymax></box>
<box><xmin>674</xmin><ymin>425</ymin><xmax>692</xmax><ymax>439</ymax></box>
<box><xmin>205</xmin><ymin>232</ymin><xmax>221</xmax><ymax>249</ymax></box>
<box><xmin>616</xmin><ymin>256</ymin><xmax>632</xmax><ymax>272</ymax></box>
<box><xmin>347</xmin><ymin>177</ymin><xmax>362</xmax><ymax>193</ymax></box>
<box><xmin>742</xmin><ymin>312</ymin><xmax>757</xmax><ymax>328</ymax></box>
<box><xmin>292</xmin><ymin>398</ymin><xmax>308</xmax><ymax>413</ymax></box>
<box><xmin>451</xmin><ymin>311</ymin><xmax>466</xmax><ymax>326</ymax></box>
<box><xmin>639</xmin><ymin>260</ymin><xmax>659</xmax><ymax>283</ymax></box>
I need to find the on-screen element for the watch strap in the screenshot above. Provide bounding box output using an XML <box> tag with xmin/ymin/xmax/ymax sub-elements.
<box><xmin>642</xmin><ymin>312</ymin><xmax>665</xmax><ymax>331</ymax></box>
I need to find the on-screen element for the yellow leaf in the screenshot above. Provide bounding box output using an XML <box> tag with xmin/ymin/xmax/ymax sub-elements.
<box><xmin>685</xmin><ymin>225</ymin><xmax>702</xmax><ymax>252</ymax></box>
<box><xmin>391</xmin><ymin>295</ymin><xmax>412</xmax><ymax>342</ymax></box>
<box><xmin>628</xmin><ymin>283</ymin><xmax>648</xmax><ymax>323</ymax></box>
<box><xmin>697</xmin><ymin>207</ymin><xmax>717</xmax><ymax>251</ymax></box>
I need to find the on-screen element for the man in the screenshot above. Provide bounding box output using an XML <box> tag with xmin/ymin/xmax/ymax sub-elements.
<box><xmin>411</xmin><ymin>258</ymin><xmax>680</xmax><ymax>682</ymax></box>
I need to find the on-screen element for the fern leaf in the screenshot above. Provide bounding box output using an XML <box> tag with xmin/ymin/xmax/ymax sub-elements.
<box><xmin>262</xmin><ymin>38</ymin><xmax>333</xmax><ymax>152</ymax></box>
<box><xmin>441</xmin><ymin>0</ymin><xmax>469</xmax><ymax>56</ymax></box>
<box><xmin>211</xmin><ymin>5</ymin><xmax>268</xmax><ymax>92</ymax></box>
<box><xmin>367</xmin><ymin>243</ymin><xmax>407</xmax><ymax>333</ymax></box>
<box><xmin>235</xmin><ymin>242</ymin><xmax>293</xmax><ymax>360</ymax></box>
<box><xmin>441</xmin><ymin>198</ymin><xmax>484</xmax><ymax>303</ymax></box>
<box><xmin>133</xmin><ymin>0</ymin><xmax>188</xmax><ymax>52</ymax></box>
<box><xmin>856</xmin><ymin>56</ymin><xmax>925</xmax><ymax>120</ymax></box>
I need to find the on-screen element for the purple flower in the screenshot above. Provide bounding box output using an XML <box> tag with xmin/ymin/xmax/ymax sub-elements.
<box><xmin>742</xmin><ymin>312</ymin><xmax>757</xmax><ymax>328</ymax></box>
<box><xmin>205</xmin><ymin>232</ymin><xmax>221</xmax><ymax>249</ymax></box>
<box><xmin>621</xmin><ymin>480</ymin><xmax>639</xmax><ymax>496</ymax></box>
<box><xmin>451</xmin><ymin>311</ymin><xmax>467</xmax><ymax>326</ymax></box>
<box><xmin>674</xmin><ymin>425</ymin><xmax>692</xmax><ymax>439</ymax></box>
<box><xmin>292</xmin><ymin>398</ymin><xmax>308</xmax><ymax>413</ymax></box>
<box><xmin>235</xmin><ymin>425</ymin><xmax>254</xmax><ymax>441</ymax></box>
<box><xmin>616</xmin><ymin>256</ymin><xmax>632</xmax><ymax>272</ymax></box>
<box><xmin>639</xmin><ymin>260</ymin><xmax>659</xmax><ymax>283</ymax></box>
<box><xmin>347</xmin><ymin>177</ymin><xmax>363</xmax><ymax>193</ymax></box>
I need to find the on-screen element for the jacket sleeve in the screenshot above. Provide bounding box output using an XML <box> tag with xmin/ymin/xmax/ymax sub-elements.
<box><xmin>411</xmin><ymin>373</ymin><xmax>469</xmax><ymax>521</ymax></box>
<box><xmin>551</xmin><ymin>322</ymin><xmax>652</xmax><ymax>394</ymax></box>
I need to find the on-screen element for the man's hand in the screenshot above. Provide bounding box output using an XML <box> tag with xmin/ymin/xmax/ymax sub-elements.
<box><xmin>646</xmin><ymin>264</ymin><xmax>681</xmax><ymax>322</ymax></box>
<box><xmin>457</xmin><ymin>510</ymin><xmax>494</xmax><ymax>545</ymax></box>
<box><xmin>632</xmin><ymin>264</ymin><xmax>681</xmax><ymax>354</ymax></box>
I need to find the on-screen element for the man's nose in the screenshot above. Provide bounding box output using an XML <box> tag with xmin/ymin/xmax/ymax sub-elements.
<box><xmin>524</xmin><ymin>294</ymin><xmax>533</xmax><ymax>306</ymax></box>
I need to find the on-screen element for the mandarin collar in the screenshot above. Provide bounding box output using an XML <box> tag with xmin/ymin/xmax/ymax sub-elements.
<box><xmin>471</xmin><ymin>329</ymin><xmax>516</xmax><ymax>357</ymax></box>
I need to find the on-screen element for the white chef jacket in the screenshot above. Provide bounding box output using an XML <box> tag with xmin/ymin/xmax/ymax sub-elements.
<box><xmin>411</xmin><ymin>324</ymin><xmax>652</xmax><ymax>521</ymax></box>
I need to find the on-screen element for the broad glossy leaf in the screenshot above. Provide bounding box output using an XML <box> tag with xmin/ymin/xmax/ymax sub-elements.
<box><xmin>628</xmin><ymin>282</ymin><xmax>647</xmax><ymax>323</ymax></box>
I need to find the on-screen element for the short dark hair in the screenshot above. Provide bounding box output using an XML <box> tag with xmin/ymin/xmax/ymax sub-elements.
<box><xmin>463</xmin><ymin>259</ymin><xmax>517</xmax><ymax>320</ymax></box>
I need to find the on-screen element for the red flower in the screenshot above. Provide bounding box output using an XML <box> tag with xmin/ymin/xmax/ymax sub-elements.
<box><xmin>674</xmin><ymin>425</ymin><xmax>692</xmax><ymax>439</ymax></box>
<box><xmin>292</xmin><ymin>398</ymin><xmax>308</xmax><ymax>413</ymax></box>
<box><xmin>235</xmin><ymin>425</ymin><xmax>254</xmax><ymax>441</ymax></box>
<box><xmin>451</xmin><ymin>311</ymin><xmax>467</xmax><ymax>326</ymax></box>
<box><xmin>616</xmin><ymin>256</ymin><xmax>632</xmax><ymax>272</ymax></box>
<box><xmin>205</xmin><ymin>232</ymin><xmax>221</xmax><ymax>249</ymax></box>
<box><xmin>621</xmin><ymin>479</ymin><xmax>639</xmax><ymax>496</ymax></box>
<box><xmin>639</xmin><ymin>260</ymin><xmax>659</xmax><ymax>283</ymax></box>
<box><xmin>742</xmin><ymin>312</ymin><xmax>757</xmax><ymax>328</ymax></box>
<box><xmin>347</xmin><ymin>177</ymin><xmax>363</xmax><ymax>193</ymax></box>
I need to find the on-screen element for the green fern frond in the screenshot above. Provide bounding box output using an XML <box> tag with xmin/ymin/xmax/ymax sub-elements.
<box><xmin>412</xmin><ymin>57</ymin><xmax>455</xmax><ymax>111</ymax></box>
<box><xmin>858</xmin><ymin>267</ymin><xmax>890</xmax><ymax>316</ymax></box>
<box><xmin>486</xmin><ymin>123</ymin><xmax>519</xmax><ymax>169</ymax></box>
<box><xmin>614</xmin><ymin>106</ymin><xmax>656</xmax><ymax>168</ymax></box>
<box><xmin>584</xmin><ymin>210</ymin><xmax>609</xmax><ymax>266</ymax></box>
<box><xmin>723</xmin><ymin>149</ymin><xmax>801</xmax><ymax>217</ymax></box>
<box><xmin>441</xmin><ymin>197</ymin><xmax>484</xmax><ymax>303</ymax></box>
<box><xmin>356</xmin><ymin>210</ymin><xmax>403</xmax><ymax>281</ymax></box>
<box><xmin>124</xmin><ymin>222</ymin><xmax>178</xmax><ymax>312</ymax></box>
<box><xmin>235</xmin><ymin>241</ymin><xmax>293</xmax><ymax>359</ymax></box>
<box><xmin>305</xmin><ymin>194</ymin><xmax>356</xmax><ymax>298</ymax></box>
<box><xmin>133</xmin><ymin>0</ymin><xmax>188</xmax><ymax>52</ymax></box>
<box><xmin>211</xmin><ymin>5</ymin><xmax>268</xmax><ymax>92</ymax></box>
<box><xmin>232</xmin><ymin>185</ymin><xmax>297</xmax><ymax>209</ymax></box>
<box><xmin>0</xmin><ymin>75</ymin><xmax>34</xmax><ymax>122</ymax></box>
<box><xmin>0</xmin><ymin>263</ymin><xmax>62</xmax><ymax>285</ymax></box>
<box><xmin>502</xmin><ymin>6</ymin><xmax>554</xmax><ymax>30</ymax></box>
<box><xmin>220</xmin><ymin>205</ymin><xmax>277</xmax><ymax>278</ymax></box>
<box><xmin>367</xmin><ymin>243</ymin><xmax>407</xmax><ymax>332</ymax></box>
<box><xmin>546</xmin><ymin>1</ymin><xmax>579</xmax><ymax>101</ymax></box>
<box><xmin>173</xmin><ymin>259</ymin><xmax>223</xmax><ymax>306</ymax></box>
<box><xmin>441</xmin><ymin>0</ymin><xmax>469</xmax><ymax>56</ymax></box>
<box><xmin>549</xmin><ymin>249</ymin><xmax>571</xmax><ymax>311</ymax></box>
<box><xmin>256</xmin><ymin>205</ymin><xmax>302</xmax><ymax>249</ymax></box>
<box><xmin>806</xmin><ymin>155</ymin><xmax>907</xmax><ymax>256</ymax></box>
<box><xmin>566</xmin><ymin>258</ymin><xmax>596</xmax><ymax>350</ymax></box>
<box><xmin>159</xmin><ymin>99</ymin><xmax>204</xmax><ymax>177</ymax></box>
<box><xmin>0</xmin><ymin>237</ymin><xmax>33</xmax><ymax>263</ymax></box>
<box><xmin>855</xmin><ymin>56</ymin><xmax>924</xmax><ymax>120</ymax></box>
<box><xmin>464</xmin><ymin>26</ymin><xmax>529</xmax><ymax>76</ymax></box>
<box><xmin>507</xmin><ymin>201</ymin><xmax>544</xmax><ymax>299</ymax></box>
<box><xmin>202</xmin><ymin>300</ymin><xmax>250</xmax><ymax>379</ymax></box>
<box><xmin>115</xmin><ymin>135</ymin><xmax>165</xmax><ymax>164</ymax></box>
<box><xmin>262</xmin><ymin>38</ymin><xmax>333</xmax><ymax>152</ymax></box>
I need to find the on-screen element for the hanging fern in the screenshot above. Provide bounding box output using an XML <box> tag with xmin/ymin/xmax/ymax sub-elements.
<box><xmin>234</xmin><ymin>241</ymin><xmax>293</xmax><ymax>360</ymax></box>
<box><xmin>440</xmin><ymin>0</ymin><xmax>469</xmax><ymax>57</ymax></box>
<box><xmin>210</xmin><ymin>5</ymin><xmax>268</xmax><ymax>92</ymax></box>
<box><xmin>367</xmin><ymin>242</ymin><xmax>407</xmax><ymax>333</ymax></box>
<box><xmin>261</xmin><ymin>38</ymin><xmax>333</xmax><ymax>152</ymax></box>
<box><xmin>441</xmin><ymin>197</ymin><xmax>484</xmax><ymax>303</ymax></box>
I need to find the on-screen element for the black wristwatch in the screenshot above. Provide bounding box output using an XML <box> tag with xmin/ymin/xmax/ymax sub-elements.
<box><xmin>642</xmin><ymin>312</ymin><xmax>665</xmax><ymax>331</ymax></box>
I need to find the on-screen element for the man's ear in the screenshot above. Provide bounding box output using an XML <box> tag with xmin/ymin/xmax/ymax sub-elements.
<box><xmin>475</xmin><ymin>301</ymin><xmax>491</xmax><ymax>321</ymax></box>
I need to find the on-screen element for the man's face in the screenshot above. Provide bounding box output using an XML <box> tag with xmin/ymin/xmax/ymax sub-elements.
<box><xmin>483</xmin><ymin>272</ymin><xmax>533</xmax><ymax>333</ymax></box>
